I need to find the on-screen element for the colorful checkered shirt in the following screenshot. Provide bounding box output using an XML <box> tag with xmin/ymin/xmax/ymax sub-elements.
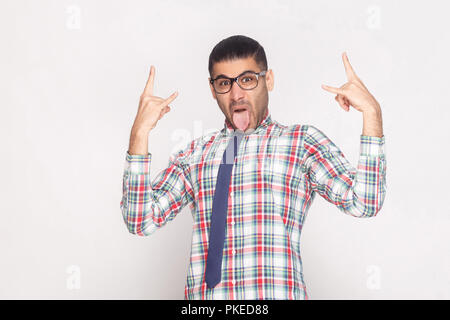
<box><xmin>120</xmin><ymin>111</ymin><xmax>386</xmax><ymax>300</ymax></box>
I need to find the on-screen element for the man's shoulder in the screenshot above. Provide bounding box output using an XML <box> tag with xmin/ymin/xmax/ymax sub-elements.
<box><xmin>289</xmin><ymin>123</ymin><xmax>328</xmax><ymax>140</ymax></box>
<box><xmin>273</xmin><ymin>122</ymin><xmax>334</xmax><ymax>152</ymax></box>
<box><xmin>169</xmin><ymin>129</ymin><xmax>222</xmax><ymax>164</ymax></box>
<box><xmin>273</xmin><ymin>120</ymin><xmax>318</xmax><ymax>138</ymax></box>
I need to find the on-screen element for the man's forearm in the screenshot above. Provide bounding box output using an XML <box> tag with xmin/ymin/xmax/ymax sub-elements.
<box><xmin>362</xmin><ymin>106</ymin><xmax>383</xmax><ymax>137</ymax></box>
<box><xmin>128</xmin><ymin>128</ymin><xmax>149</xmax><ymax>155</ymax></box>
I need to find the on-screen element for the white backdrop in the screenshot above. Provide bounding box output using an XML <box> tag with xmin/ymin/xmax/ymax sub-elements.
<box><xmin>1</xmin><ymin>0</ymin><xmax>449</xmax><ymax>299</ymax></box>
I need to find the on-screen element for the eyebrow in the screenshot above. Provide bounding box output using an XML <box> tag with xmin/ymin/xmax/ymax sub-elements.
<box><xmin>214</xmin><ymin>69</ymin><xmax>256</xmax><ymax>79</ymax></box>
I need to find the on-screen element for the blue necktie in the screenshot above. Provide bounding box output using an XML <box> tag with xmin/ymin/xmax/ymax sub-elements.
<box><xmin>205</xmin><ymin>130</ymin><xmax>245</xmax><ymax>289</ymax></box>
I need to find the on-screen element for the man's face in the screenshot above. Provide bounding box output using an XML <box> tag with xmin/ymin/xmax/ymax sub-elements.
<box><xmin>209</xmin><ymin>57</ymin><xmax>274</xmax><ymax>132</ymax></box>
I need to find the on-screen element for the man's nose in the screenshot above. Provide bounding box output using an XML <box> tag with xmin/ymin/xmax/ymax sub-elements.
<box><xmin>229</xmin><ymin>79</ymin><xmax>245</xmax><ymax>100</ymax></box>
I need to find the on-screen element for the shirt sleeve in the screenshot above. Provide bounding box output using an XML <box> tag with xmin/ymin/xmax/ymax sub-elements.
<box><xmin>120</xmin><ymin>143</ymin><xmax>196</xmax><ymax>236</ymax></box>
<box><xmin>303</xmin><ymin>125</ymin><xmax>386</xmax><ymax>218</ymax></box>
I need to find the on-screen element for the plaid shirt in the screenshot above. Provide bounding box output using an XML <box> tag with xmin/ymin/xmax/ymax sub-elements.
<box><xmin>120</xmin><ymin>111</ymin><xmax>386</xmax><ymax>300</ymax></box>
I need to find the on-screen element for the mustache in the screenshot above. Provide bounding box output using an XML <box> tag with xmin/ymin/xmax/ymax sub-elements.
<box><xmin>230</xmin><ymin>101</ymin><xmax>251</xmax><ymax>108</ymax></box>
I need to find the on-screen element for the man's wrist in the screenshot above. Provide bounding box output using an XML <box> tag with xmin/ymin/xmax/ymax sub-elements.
<box><xmin>131</xmin><ymin>125</ymin><xmax>150</xmax><ymax>138</ymax></box>
<box><xmin>362</xmin><ymin>107</ymin><xmax>383</xmax><ymax>137</ymax></box>
<box><xmin>129</xmin><ymin>127</ymin><xmax>150</xmax><ymax>155</ymax></box>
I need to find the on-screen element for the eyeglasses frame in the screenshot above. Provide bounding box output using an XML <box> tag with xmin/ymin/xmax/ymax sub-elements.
<box><xmin>209</xmin><ymin>70</ymin><xmax>267</xmax><ymax>94</ymax></box>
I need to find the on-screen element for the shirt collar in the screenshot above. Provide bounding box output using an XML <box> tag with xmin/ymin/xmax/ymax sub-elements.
<box><xmin>223</xmin><ymin>109</ymin><xmax>273</xmax><ymax>136</ymax></box>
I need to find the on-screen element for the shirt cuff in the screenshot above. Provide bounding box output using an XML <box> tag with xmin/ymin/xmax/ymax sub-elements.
<box><xmin>360</xmin><ymin>135</ymin><xmax>385</xmax><ymax>156</ymax></box>
<box><xmin>125</xmin><ymin>151</ymin><xmax>152</xmax><ymax>174</ymax></box>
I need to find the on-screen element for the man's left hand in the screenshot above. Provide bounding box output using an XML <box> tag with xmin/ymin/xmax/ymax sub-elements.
<box><xmin>321</xmin><ymin>52</ymin><xmax>381</xmax><ymax>114</ymax></box>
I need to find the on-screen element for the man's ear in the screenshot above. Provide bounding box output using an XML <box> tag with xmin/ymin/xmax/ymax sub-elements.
<box><xmin>266</xmin><ymin>69</ymin><xmax>274</xmax><ymax>91</ymax></box>
<box><xmin>208</xmin><ymin>77</ymin><xmax>217</xmax><ymax>100</ymax></box>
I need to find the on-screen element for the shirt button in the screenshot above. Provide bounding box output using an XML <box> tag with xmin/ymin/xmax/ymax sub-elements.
<box><xmin>232</xmin><ymin>250</ymin><xmax>236</xmax><ymax>255</ymax></box>
<box><xmin>232</xmin><ymin>280</ymin><xmax>236</xmax><ymax>285</ymax></box>
<box><xmin>230</xmin><ymin>220</ymin><xmax>235</xmax><ymax>226</ymax></box>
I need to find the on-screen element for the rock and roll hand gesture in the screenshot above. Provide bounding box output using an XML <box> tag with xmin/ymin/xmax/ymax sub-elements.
<box><xmin>128</xmin><ymin>66</ymin><xmax>178</xmax><ymax>155</ymax></box>
<box><xmin>132</xmin><ymin>65</ymin><xmax>178</xmax><ymax>134</ymax></box>
<box><xmin>321</xmin><ymin>52</ymin><xmax>383</xmax><ymax>137</ymax></box>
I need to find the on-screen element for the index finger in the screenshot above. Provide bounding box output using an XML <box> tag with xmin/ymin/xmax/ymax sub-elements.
<box><xmin>161</xmin><ymin>91</ymin><xmax>179</xmax><ymax>107</ymax></box>
<box><xmin>342</xmin><ymin>52</ymin><xmax>357</xmax><ymax>80</ymax></box>
<box><xmin>143</xmin><ymin>65</ymin><xmax>155</xmax><ymax>96</ymax></box>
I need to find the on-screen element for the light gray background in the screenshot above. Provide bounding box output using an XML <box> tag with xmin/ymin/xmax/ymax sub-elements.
<box><xmin>1</xmin><ymin>0</ymin><xmax>449</xmax><ymax>299</ymax></box>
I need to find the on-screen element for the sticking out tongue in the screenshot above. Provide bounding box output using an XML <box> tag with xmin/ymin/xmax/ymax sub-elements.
<box><xmin>233</xmin><ymin>110</ymin><xmax>250</xmax><ymax>131</ymax></box>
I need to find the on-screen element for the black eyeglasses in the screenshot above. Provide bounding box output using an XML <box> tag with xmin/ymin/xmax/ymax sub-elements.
<box><xmin>209</xmin><ymin>70</ymin><xmax>267</xmax><ymax>94</ymax></box>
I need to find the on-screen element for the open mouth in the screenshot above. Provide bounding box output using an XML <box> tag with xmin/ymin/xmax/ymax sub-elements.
<box><xmin>232</xmin><ymin>105</ymin><xmax>249</xmax><ymax>113</ymax></box>
<box><xmin>232</xmin><ymin>106</ymin><xmax>250</xmax><ymax>131</ymax></box>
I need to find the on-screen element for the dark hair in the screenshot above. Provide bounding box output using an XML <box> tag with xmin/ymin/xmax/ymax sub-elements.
<box><xmin>208</xmin><ymin>35</ymin><xmax>268</xmax><ymax>77</ymax></box>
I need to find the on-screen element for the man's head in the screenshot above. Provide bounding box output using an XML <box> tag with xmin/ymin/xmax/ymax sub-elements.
<box><xmin>208</xmin><ymin>35</ymin><xmax>274</xmax><ymax>132</ymax></box>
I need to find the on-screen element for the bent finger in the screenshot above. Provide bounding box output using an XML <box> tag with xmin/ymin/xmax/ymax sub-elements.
<box><xmin>158</xmin><ymin>106</ymin><xmax>171</xmax><ymax>120</ymax></box>
<box><xmin>335</xmin><ymin>95</ymin><xmax>348</xmax><ymax>111</ymax></box>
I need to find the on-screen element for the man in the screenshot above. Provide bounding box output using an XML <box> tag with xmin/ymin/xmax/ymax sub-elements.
<box><xmin>120</xmin><ymin>35</ymin><xmax>386</xmax><ymax>300</ymax></box>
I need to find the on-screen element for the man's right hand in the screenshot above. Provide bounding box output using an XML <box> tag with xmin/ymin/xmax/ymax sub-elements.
<box><xmin>128</xmin><ymin>66</ymin><xmax>178</xmax><ymax>155</ymax></box>
<box><xmin>132</xmin><ymin>65</ymin><xmax>178</xmax><ymax>134</ymax></box>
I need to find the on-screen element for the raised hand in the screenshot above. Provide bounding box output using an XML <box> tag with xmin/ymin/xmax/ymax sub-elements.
<box><xmin>132</xmin><ymin>65</ymin><xmax>178</xmax><ymax>134</ymax></box>
<box><xmin>321</xmin><ymin>52</ymin><xmax>380</xmax><ymax>114</ymax></box>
